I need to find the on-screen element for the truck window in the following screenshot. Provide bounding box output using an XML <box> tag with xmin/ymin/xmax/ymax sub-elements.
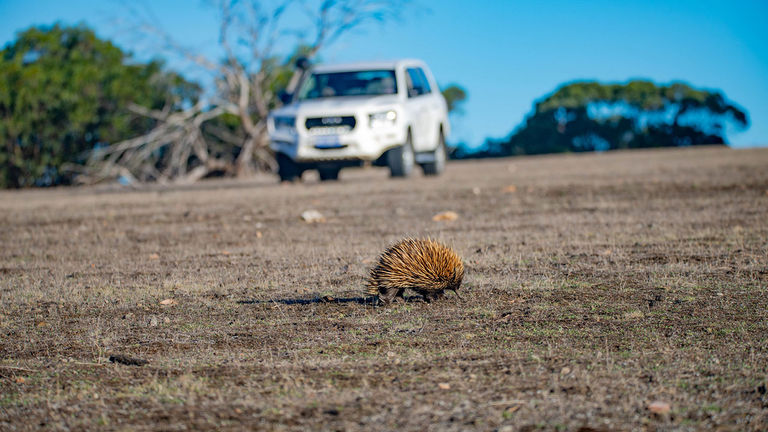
<box><xmin>298</xmin><ymin>70</ymin><xmax>397</xmax><ymax>100</ymax></box>
<box><xmin>406</xmin><ymin>67</ymin><xmax>431</xmax><ymax>97</ymax></box>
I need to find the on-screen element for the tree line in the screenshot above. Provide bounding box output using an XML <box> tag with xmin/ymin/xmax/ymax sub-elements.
<box><xmin>453</xmin><ymin>80</ymin><xmax>748</xmax><ymax>159</ymax></box>
<box><xmin>1</xmin><ymin>0</ymin><xmax>409</xmax><ymax>188</ymax></box>
<box><xmin>0</xmin><ymin>10</ymin><xmax>749</xmax><ymax>188</ymax></box>
<box><xmin>0</xmin><ymin>24</ymin><xmax>201</xmax><ymax>187</ymax></box>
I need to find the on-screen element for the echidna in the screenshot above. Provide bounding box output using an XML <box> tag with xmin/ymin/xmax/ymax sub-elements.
<box><xmin>366</xmin><ymin>238</ymin><xmax>465</xmax><ymax>304</ymax></box>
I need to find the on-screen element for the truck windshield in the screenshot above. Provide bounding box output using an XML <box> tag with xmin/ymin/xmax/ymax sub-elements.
<box><xmin>298</xmin><ymin>70</ymin><xmax>397</xmax><ymax>100</ymax></box>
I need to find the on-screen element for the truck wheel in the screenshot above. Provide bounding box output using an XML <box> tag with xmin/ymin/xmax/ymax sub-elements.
<box><xmin>387</xmin><ymin>132</ymin><xmax>415</xmax><ymax>178</ymax></box>
<box><xmin>421</xmin><ymin>131</ymin><xmax>446</xmax><ymax>176</ymax></box>
<box><xmin>318</xmin><ymin>166</ymin><xmax>341</xmax><ymax>181</ymax></box>
<box><xmin>276</xmin><ymin>153</ymin><xmax>301</xmax><ymax>182</ymax></box>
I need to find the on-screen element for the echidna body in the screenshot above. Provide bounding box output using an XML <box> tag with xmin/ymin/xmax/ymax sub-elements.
<box><xmin>367</xmin><ymin>238</ymin><xmax>464</xmax><ymax>303</ymax></box>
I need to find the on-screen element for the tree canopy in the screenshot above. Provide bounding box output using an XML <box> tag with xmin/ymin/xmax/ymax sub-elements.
<box><xmin>489</xmin><ymin>80</ymin><xmax>748</xmax><ymax>157</ymax></box>
<box><xmin>0</xmin><ymin>24</ymin><xmax>199</xmax><ymax>187</ymax></box>
<box><xmin>441</xmin><ymin>84</ymin><xmax>467</xmax><ymax>115</ymax></box>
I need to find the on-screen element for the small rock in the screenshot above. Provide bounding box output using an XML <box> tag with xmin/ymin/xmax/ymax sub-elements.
<box><xmin>648</xmin><ymin>400</ymin><xmax>671</xmax><ymax>414</ymax></box>
<box><xmin>560</xmin><ymin>366</ymin><xmax>571</xmax><ymax>375</ymax></box>
<box><xmin>149</xmin><ymin>316</ymin><xmax>159</xmax><ymax>327</ymax></box>
<box><xmin>122</xmin><ymin>313</ymin><xmax>134</xmax><ymax>320</ymax></box>
<box><xmin>432</xmin><ymin>211</ymin><xmax>459</xmax><ymax>222</ymax></box>
<box><xmin>504</xmin><ymin>405</ymin><xmax>521</xmax><ymax>415</ymax></box>
<box><xmin>301</xmin><ymin>210</ymin><xmax>326</xmax><ymax>223</ymax></box>
<box><xmin>472</xmin><ymin>187</ymin><xmax>481</xmax><ymax>195</ymax></box>
<box><xmin>163</xmin><ymin>317</ymin><xmax>171</xmax><ymax>324</ymax></box>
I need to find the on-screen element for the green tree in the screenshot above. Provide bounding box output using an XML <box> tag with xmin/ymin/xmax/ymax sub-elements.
<box><xmin>0</xmin><ymin>24</ymin><xmax>199</xmax><ymax>187</ymax></box>
<box><xmin>441</xmin><ymin>84</ymin><xmax>467</xmax><ymax>115</ymax></box>
<box><xmin>497</xmin><ymin>80</ymin><xmax>748</xmax><ymax>156</ymax></box>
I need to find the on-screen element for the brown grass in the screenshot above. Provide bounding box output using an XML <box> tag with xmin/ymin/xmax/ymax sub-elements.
<box><xmin>1</xmin><ymin>146</ymin><xmax>767</xmax><ymax>431</ymax></box>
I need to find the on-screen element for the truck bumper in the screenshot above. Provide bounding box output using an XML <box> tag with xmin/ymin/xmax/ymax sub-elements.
<box><xmin>270</xmin><ymin>127</ymin><xmax>407</xmax><ymax>162</ymax></box>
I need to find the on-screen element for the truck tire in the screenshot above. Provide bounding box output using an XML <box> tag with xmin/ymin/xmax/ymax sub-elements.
<box><xmin>318</xmin><ymin>166</ymin><xmax>341</xmax><ymax>181</ymax></box>
<box><xmin>276</xmin><ymin>153</ymin><xmax>301</xmax><ymax>182</ymax></box>
<box><xmin>421</xmin><ymin>131</ymin><xmax>446</xmax><ymax>176</ymax></box>
<box><xmin>387</xmin><ymin>132</ymin><xmax>415</xmax><ymax>178</ymax></box>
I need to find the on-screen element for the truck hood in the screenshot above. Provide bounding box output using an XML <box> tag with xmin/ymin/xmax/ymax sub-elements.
<box><xmin>272</xmin><ymin>94</ymin><xmax>400</xmax><ymax>117</ymax></box>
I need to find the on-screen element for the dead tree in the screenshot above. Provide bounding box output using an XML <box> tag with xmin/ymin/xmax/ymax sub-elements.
<box><xmin>83</xmin><ymin>0</ymin><xmax>403</xmax><ymax>184</ymax></box>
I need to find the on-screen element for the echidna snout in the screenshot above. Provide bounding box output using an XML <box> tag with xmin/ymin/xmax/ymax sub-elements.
<box><xmin>366</xmin><ymin>237</ymin><xmax>465</xmax><ymax>304</ymax></box>
<box><xmin>447</xmin><ymin>276</ymin><xmax>463</xmax><ymax>299</ymax></box>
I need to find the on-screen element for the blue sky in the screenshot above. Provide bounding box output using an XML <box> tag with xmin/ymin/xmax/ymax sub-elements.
<box><xmin>1</xmin><ymin>0</ymin><xmax>766</xmax><ymax>148</ymax></box>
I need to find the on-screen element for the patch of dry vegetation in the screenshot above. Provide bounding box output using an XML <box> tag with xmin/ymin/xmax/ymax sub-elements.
<box><xmin>1</xmin><ymin>147</ymin><xmax>767</xmax><ymax>431</ymax></box>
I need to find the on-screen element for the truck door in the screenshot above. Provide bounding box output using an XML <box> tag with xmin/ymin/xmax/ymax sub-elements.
<box><xmin>405</xmin><ymin>67</ymin><xmax>434</xmax><ymax>152</ymax></box>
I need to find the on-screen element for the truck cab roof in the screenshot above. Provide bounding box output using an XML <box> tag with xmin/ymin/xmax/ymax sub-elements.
<box><xmin>310</xmin><ymin>59</ymin><xmax>426</xmax><ymax>73</ymax></box>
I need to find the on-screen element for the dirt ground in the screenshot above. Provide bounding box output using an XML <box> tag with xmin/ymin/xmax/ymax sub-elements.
<box><xmin>1</xmin><ymin>146</ymin><xmax>767</xmax><ymax>431</ymax></box>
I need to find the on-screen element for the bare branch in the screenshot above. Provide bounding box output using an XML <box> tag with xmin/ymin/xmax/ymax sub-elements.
<box><xmin>204</xmin><ymin>123</ymin><xmax>246</xmax><ymax>146</ymax></box>
<box><xmin>219</xmin><ymin>0</ymin><xmax>246</xmax><ymax>74</ymax></box>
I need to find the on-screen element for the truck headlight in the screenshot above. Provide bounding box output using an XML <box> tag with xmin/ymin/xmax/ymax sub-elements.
<box><xmin>272</xmin><ymin>116</ymin><xmax>297</xmax><ymax>135</ymax></box>
<box><xmin>368</xmin><ymin>110</ymin><xmax>397</xmax><ymax>128</ymax></box>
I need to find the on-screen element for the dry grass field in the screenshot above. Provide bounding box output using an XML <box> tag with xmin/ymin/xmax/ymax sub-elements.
<box><xmin>1</xmin><ymin>146</ymin><xmax>767</xmax><ymax>431</ymax></box>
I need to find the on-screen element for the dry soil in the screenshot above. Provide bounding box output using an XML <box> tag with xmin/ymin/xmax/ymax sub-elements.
<box><xmin>1</xmin><ymin>146</ymin><xmax>767</xmax><ymax>431</ymax></box>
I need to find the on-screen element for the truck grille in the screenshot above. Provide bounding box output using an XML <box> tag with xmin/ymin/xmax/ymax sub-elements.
<box><xmin>305</xmin><ymin>116</ymin><xmax>356</xmax><ymax>132</ymax></box>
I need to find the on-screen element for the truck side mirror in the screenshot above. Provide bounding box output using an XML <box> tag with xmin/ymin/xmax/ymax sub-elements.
<box><xmin>278</xmin><ymin>91</ymin><xmax>293</xmax><ymax>105</ymax></box>
<box><xmin>295</xmin><ymin>57</ymin><xmax>310</xmax><ymax>71</ymax></box>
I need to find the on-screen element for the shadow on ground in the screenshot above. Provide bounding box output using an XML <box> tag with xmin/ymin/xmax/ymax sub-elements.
<box><xmin>236</xmin><ymin>295</ymin><xmax>429</xmax><ymax>306</ymax></box>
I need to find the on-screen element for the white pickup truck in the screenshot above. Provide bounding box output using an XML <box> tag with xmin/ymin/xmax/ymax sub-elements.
<box><xmin>268</xmin><ymin>59</ymin><xmax>450</xmax><ymax>181</ymax></box>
